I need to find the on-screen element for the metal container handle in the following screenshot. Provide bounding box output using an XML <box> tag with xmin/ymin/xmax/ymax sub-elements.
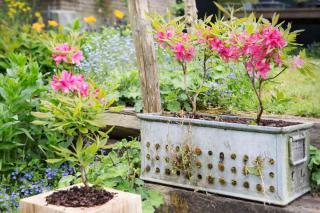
<box><xmin>288</xmin><ymin>134</ymin><xmax>307</xmax><ymax>166</ymax></box>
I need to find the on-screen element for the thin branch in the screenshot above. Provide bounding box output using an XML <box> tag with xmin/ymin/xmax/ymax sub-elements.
<box><xmin>264</xmin><ymin>66</ymin><xmax>288</xmax><ymax>81</ymax></box>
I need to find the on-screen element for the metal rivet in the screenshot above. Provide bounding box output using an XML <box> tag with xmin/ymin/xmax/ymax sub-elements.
<box><xmin>243</xmin><ymin>181</ymin><xmax>250</xmax><ymax>188</ymax></box>
<box><xmin>269</xmin><ymin>159</ymin><xmax>275</xmax><ymax>165</ymax></box>
<box><xmin>219</xmin><ymin>178</ymin><xmax>226</xmax><ymax>185</ymax></box>
<box><xmin>165</xmin><ymin>145</ymin><xmax>169</xmax><ymax>151</ymax></box>
<box><xmin>146</xmin><ymin>154</ymin><xmax>151</xmax><ymax>160</ymax></box>
<box><xmin>176</xmin><ymin>170</ymin><xmax>181</xmax><ymax>176</ymax></box>
<box><xmin>196</xmin><ymin>161</ymin><xmax>202</xmax><ymax>168</ymax></box>
<box><xmin>155</xmin><ymin>144</ymin><xmax>160</xmax><ymax>150</ymax></box>
<box><xmin>155</xmin><ymin>167</ymin><xmax>160</xmax><ymax>173</ymax></box>
<box><xmin>231</xmin><ymin>153</ymin><xmax>237</xmax><ymax>160</ymax></box>
<box><xmin>175</xmin><ymin>146</ymin><xmax>180</xmax><ymax>152</ymax></box>
<box><xmin>165</xmin><ymin>168</ymin><xmax>171</xmax><ymax>175</ymax></box>
<box><xmin>218</xmin><ymin>163</ymin><xmax>225</xmax><ymax>172</ymax></box>
<box><xmin>219</xmin><ymin>152</ymin><xmax>225</xmax><ymax>161</ymax></box>
<box><xmin>207</xmin><ymin>175</ymin><xmax>214</xmax><ymax>184</ymax></box>
<box><xmin>269</xmin><ymin>172</ymin><xmax>275</xmax><ymax>178</ymax></box>
<box><xmin>208</xmin><ymin>150</ymin><xmax>213</xmax><ymax>156</ymax></box>
<box><xmin>195</xmin><ymin>147</ymin><xmax>202</xmax><ymax>156</ymax></box>
<box><xmin>145</xmin><ymin>165</ymin><xmax>151</xmax><ymax>172</ymax></box>
<box><xmin>243</xmin><ymin>155</ymin><xmax>249</xmax><ymax>163</ymax></box>
<box><xmin>155</xmin><ymin>155</ymin><xmax>160</xmax><ymax>160</ymax></box>
<box><xmin>197</xmin><ymin>174</ymin><xmax>202</xmax><ymax>180</ymax></box>
<box><xmin>146</xmin><ymin>142</ymin><xmax>150</xmax><ymax>148</ymax></box>
<box><xmin>231</xmin><ymin>167</ymin><xmax>237</xmax><ymax>174</ymax></box>
<box><xmin>208</xmin><ymin>163</ymin><xmax>213</xmax><ymax>169</ymax></box>
<box><xmin>269</xmin><ymin>186</ymin><xmax>275</xmax><ymax>192</ymax></box>
<box><xmin>231</xmin><ymin>180</ymin><xmax>237</xmax><ymax>186</ymax></box>
<box><xmin>256</xmin><ymin>184</ymin><xmax>262</xmax><ymax>192</ymax></box>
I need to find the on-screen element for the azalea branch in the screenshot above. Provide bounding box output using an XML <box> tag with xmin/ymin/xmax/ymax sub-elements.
<box><xmin>246</xmin><ymin>71</ymin><xmax>264</xmax><ymax>125</ymax></box>
<box><xmin>264</xmin><ymin>66</ymin><xmax>288</xmax><ymax>81</ymax></box>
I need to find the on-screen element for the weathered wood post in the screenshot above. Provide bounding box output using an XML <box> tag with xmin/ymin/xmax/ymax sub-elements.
<box><xmin>184</xmin><ymin>0</ymin><xmax>198</xmax><ymax>30</ymax></box>
<box><xmin>128</xmin><ymin>0</ymin><xmax>162</xmax><ymax>113</ymax></box>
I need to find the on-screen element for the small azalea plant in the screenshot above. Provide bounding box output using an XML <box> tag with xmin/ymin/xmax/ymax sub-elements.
<box><xmin>150</xmin><ymin>6</ymin><xmax>312</xmax><ymax>124</ymax></box>
<box><xmin>32</xmin><ymin>43</ymin><xmax>120</xmax><ymax>187</ymax></box>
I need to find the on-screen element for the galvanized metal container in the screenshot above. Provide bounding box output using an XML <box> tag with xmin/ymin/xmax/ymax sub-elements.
<box><xmin>138</xmin><ymin>113</ymin><xmax>313</xmax><ymax>206</ymax></box>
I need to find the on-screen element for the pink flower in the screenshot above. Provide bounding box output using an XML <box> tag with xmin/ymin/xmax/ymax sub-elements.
<box><xmin>72</xmin><ymin>51</ymin><xmax>84</xmax><ymax>65</ymax></box>
<box><xmin>292</xmin><ymin>55</ymin><xmax>304</xmax><ymax>69</ymax></box>
<box><xmin>55</xmin><ymin>43</ymin><xmax>71</xmax><ymax>51</ymax></box>
<box><xmin>52</xmin><ymin>53</ymin><xmax>68</xmax><ymax>65</ymax></box>
<box><xmin>184</xmin><ymin>45</ymin><xmax>195</xmax><ymax>62</ymax></box>
<box><xmin>256</xmin><ymin>60</ymin><xmax>270</xmax><ymax>79</ymax></box>
<box><xmin>51</xmin><ymin>70</ymin><xmax>73</xmax><ymax>93</ymax></box>
<box><xmin>262</xmin><ymin>26</ymin><xmax>286</xmax><ymax>49</ymax></box>
<box><xmin>209</xmin><ymin>37</ymin><xmax>223</xmax><ymax>50</ymax></box>
<box><xmin>50</xmin><ymin>70</ymin><xmax>90</xmax><ymax>97</ymax></box>
<box><xmin>173</xmin><ymin>42</ymin><xmax>185</xmax><ymax>62</ymax></box>
<box><xmin>156</xmin><ymin>31</ymin><xmax>165</xmax><ymax>45</ymax></box>
<box><xmin>79</xmin><ymin>83</ymin><xmax>89</xmax><ymax>97</ymax></box>
<box><xmin>165</xmin><ymin>29</ymin><xmax>174</xmax><ymax>39</ymax></box>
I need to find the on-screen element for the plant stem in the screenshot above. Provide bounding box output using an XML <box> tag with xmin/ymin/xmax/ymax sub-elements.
<box><xmin>80</xmin><ymin>165</ymin><xmax>89</xmax><ymax>187</ymax></box>
<box><xmin>245</xmin><ymin>71</ymin><xmax>264</xmax><ymax>125</ymax></box>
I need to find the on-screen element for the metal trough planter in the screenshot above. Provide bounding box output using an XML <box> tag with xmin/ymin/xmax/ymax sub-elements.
<box><xmin>138</xmin><ymin>113</ymin><xmax>313</xmax><ymax>206</ymax></box>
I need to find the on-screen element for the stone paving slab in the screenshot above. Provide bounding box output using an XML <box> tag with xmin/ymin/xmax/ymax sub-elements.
<box><xmin>148</xmin><ymin>183</ymin><xmax>320</xmax><ymax>213</ymax></box>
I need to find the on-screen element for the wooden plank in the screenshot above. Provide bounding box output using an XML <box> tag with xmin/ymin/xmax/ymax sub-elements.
<box><xmin>128</xmin><ymin>0</ymin><xmax>162</xmax><ymax>113</ymax></box>
<box><xmin>184</xmin><ymin>0</ymin><xmax>198</xmax><ymax>30</ymax></box>
<box><xmin>20</xmin><ymin>185</ymin><xmax>142</xmax><ymax>213</ymax></box>
<box><xmin>236</xmin><ymin>8</ymin><xmax>320</xmax><ymax>19</ymax></box>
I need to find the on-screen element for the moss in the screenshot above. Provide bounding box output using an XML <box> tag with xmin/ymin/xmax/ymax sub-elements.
<box><xmin>194</xmin><ymin>147</ymin><xmax>202</xmax><ymax>156</ymax></box>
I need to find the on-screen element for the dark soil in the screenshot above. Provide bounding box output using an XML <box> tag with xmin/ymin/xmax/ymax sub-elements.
<box><xmin>162</xmin><ymin>112</ymin><xmax>301</xmax><ymax>127</ymax></box>
<box><xmin>46</xmin><ymin>186</ymin><xmax>116</xmax><ymax>208</ymax></box>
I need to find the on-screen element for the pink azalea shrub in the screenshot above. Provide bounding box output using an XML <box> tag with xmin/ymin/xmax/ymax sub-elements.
<box><xmin>52</xmin><ymin>43</ymin><xmax>84</xmax><ymax>65</ymax></box>
<box><xmin>150</xmin><ymin>11</ymin><xmax>307</xmax><ymax>123</ymax></box>
<box><xmin>50</xmin><ymin>43</ymin><xmax>102</xmax><ymax>100</ymax></box>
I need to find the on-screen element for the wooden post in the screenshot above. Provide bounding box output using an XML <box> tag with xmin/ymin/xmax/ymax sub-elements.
<box><xmin>128</xmin><ymin>0</ymin><xmax>162</xmax><ymax>113</ymax></box>
<box><xmin>184</xmin><ymin>0</ymin><xmax>198</xmax><ymax>30</ymax></box>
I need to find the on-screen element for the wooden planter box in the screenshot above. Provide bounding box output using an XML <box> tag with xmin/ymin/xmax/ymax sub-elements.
<box><xmin>19</xmin><ymin>185</ymin><xmax>142</xmax><ymax>213</ymax></box>
<box><xmin>138</xmin><ymin>113</ymin><xmax>313</xmax><ymax>206</ymax></box>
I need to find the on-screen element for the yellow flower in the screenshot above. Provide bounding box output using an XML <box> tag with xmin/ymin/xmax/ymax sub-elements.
<box><xmin>35</xmin><ymin>11</ymin><xmax>41</xmax><ymax>17</ymax></box>
<box><xmin>113</xmin><ymin>10</ymin><xmax>124</xmax><ymax>20</ymax></box>
<box><xmin>32</xmin><ymin>22</ymin><xmax>45</xmax><ymax>32</ymax></box>
<box><xmin>48</xmin><ymin>20</ymin><xmax>58</xmax><ymax>27</ymax></box>
<box><xmin>83</xmin><ymin>16</ymin><xmax>96</xmax><ymax>23</ymax></box>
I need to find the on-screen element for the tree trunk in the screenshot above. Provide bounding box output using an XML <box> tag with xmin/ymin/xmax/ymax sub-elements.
<box><xmin>184</xmin><ymin>0</ymin><xmax>198</xmax><ymax>31</ymax></box>
<box><xmin>128</xmin><ymin>0</ymin><xmax>162</xmax><ymax>113</ymax></box>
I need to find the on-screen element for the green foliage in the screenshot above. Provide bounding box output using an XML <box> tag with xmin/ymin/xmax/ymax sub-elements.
<box><xmin>0</xmin><ymin>53</ymin><xmax>44</xmax><ymax>171</ymax></box>
<box><xmin>309</xmin><ymin>145</ymin><xmax>320</xmax><ymax>191</ymax></box>
<box><xmin>89</xmin><ymin>139</ymin><xmax>164</xmax><ymax>213</ymax></box>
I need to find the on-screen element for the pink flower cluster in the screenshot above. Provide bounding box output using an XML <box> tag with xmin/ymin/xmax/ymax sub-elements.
<box><xmin>52</xmin><ymin>43</ymin><xmax>84</xmax><ymax>65</ymax></box>
<box><xmin>156</xmin><ymin>29</ymin><xmax>196</xmax><ymax>62</ymax></box>
<box><xmin>51</xmin><ymin>70</ymin><xmax>89</xmax><ymax>97</ymax></box>
<box><xmin>208</xmin><ymin>26</ymin><xmax>288</xmax><ymax>79</ymax></box>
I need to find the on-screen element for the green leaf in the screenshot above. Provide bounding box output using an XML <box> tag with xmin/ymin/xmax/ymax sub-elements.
<box><xmin>31</xmin><ymin>111</ymin><xmax>52</xmax><ymax>119</ymax></box>
<box><xmin>167</xmin><ymin>101</ymin><xmax>181</xmax><ymax>112</ymax></box>
<box><xmin>58</xmin><ymin>175</ymin><xmax>76</xmax><ymax>188</ymax></box>
<box><xmin>73</xmin><ymin>19</ymin><xmax>81</xmax><ymax>30</ymax></box>
<box><xmin>46</xmin><ymin>159</ymin><xmax>63</xmax><ymax>164</ymax></box>
<box><xmin>31</xmin><ymin>120</ymin><xmax>49</xmax><ymax>125</ymax></box>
